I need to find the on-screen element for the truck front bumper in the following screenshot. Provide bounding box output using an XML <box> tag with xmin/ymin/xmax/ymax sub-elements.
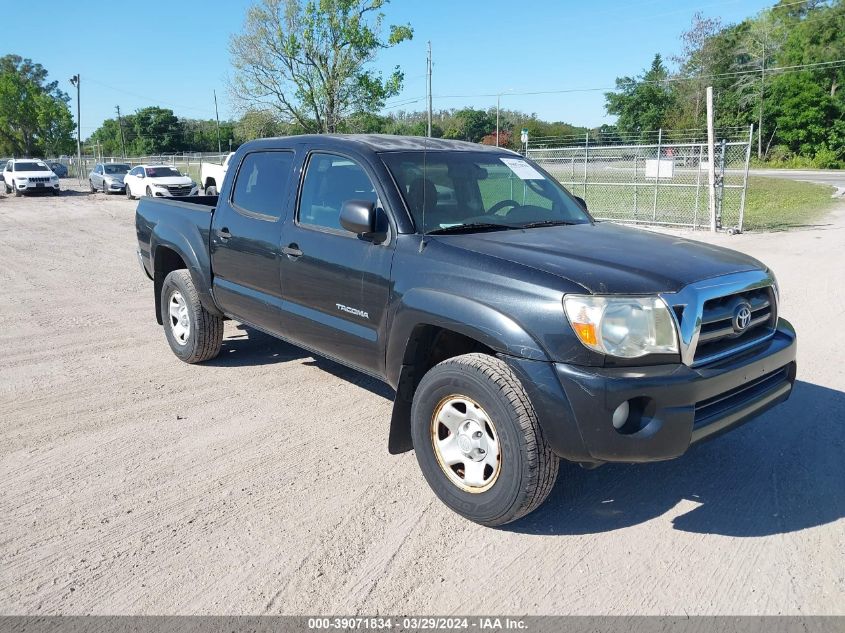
<box><xmin>505</xmin><ymin>318</ymin><xmax>797</xmax><ymax>465</ymax></box>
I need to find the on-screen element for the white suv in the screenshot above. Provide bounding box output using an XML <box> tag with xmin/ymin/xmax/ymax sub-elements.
<box><xmin>3</xmin><ymin>159</ymin><xmax>61</xmax><ymax>196</ymax></box>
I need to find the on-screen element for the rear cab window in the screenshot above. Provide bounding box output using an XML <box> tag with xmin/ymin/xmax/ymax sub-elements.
<box><xmin>230</xmin><ymin>151</ymin><xmax>295</xmax><ymax>220</ymax></box>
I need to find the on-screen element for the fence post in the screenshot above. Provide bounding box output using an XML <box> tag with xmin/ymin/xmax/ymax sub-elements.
<box><xmin>652</xmin><ymin>128</ymin><xmax>662</xmax><ymax>221</ymax></box>
<box><xmin>716</xmin><ymin>138</ymin><xmax>727</xmax><ymax>230</ymax></box>
<box><xmin>583</xmin><ymin>131</ymin><xmax>589</xmax><ymax>199</ymax></box>
<box><xmin>706</xmin><ymin>87</ymin><xmax>717</xmax><ymax>232</ymax></box>
<box><xmin>693</xmin><ymin>143</ymin><xmax>703</xmax><ymax>228</ymax></box>
<box><xmin>738</xmin><ymin>124</ymin><xmax>754</xmax><ymax>233</ymax></box>
<box><xmin>633</xmin><ymin>155</ymin><xmax>638</xmax><ymax>222</ymax></box>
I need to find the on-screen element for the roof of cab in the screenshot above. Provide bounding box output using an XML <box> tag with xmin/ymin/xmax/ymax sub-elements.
<box><xmin>247</xmin><ymin>134</ymin><xmax>519</xmax><ymax>154</ymax></box>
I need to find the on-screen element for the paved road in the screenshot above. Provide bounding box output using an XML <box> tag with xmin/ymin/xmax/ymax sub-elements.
<box><xmin>750</xmin><ymin>169</ymin><xmax>845</xmax><ymax>194</ymax></box>
<box><xmin>0</xmin><ymin>185</ymin><xmax>843</xmax><ymax>615</ymax></box>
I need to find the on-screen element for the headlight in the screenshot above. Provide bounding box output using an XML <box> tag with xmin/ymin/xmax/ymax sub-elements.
<box><xmin>51</xmin><ymin>175</ymin><xmax>58</xmax><ymax>181</ymax></box>
<box><xmin>154</xmin><ymin>182</ymin><xmax>170</xmax><ymax>189</ymax></box>
<box><xmin>563</xmin><ymin>295</ymin><xmax>678</xmax><ymax>358</ymax></box>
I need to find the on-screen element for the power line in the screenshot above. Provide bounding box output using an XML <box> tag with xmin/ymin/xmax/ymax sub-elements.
<box><xmin>85</xmin><ymin>76</ymin><xmax>218</xmax><ymax>117</ymax></box>
<box><xmin>425</xmin><ymin>58</ymin><xmax>845</xmax><ymax>102</ymax></box>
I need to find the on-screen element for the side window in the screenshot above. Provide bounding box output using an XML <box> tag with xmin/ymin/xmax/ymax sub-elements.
<box><xmin>298</xmin><ymin>153</ymin><xmax>378</xmax><ymax>231</ymax></box>
<box><xmin>231</xmin><ymin>151</ymin><xmax>294</xmax><ymax>220</ymax></box>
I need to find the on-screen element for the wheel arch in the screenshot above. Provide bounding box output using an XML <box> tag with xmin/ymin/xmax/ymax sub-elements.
<box><xmin>385</xmin><ymin>289</ymin><xmax>550</xmax><ymax>454</ymax></box>
<box><xmin>151</xmin><ymin>227</ymin><xmax>221</xmax><ymax>325</ymax></box>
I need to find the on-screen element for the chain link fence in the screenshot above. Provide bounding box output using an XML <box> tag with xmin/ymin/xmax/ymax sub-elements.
<box><xmin>527</xmin><ymin>127</ymin><xmax>754</xmax><ymax>231</ymax></box>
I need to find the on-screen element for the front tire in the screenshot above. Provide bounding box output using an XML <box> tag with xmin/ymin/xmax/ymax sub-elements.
<box><xmin>89</xmin><ymin>179</ymin><xmax>96</xmax><ymax>193</ymax></box>
<box><xmin>125</xmin><ymin>184</ymin><xmax>133</xmax><ymax>200</ymax></box>
<box><xmin>146</xmin><ymin>186</ymin><xmax>152</xmax><ymax>197</ymax></box>
<box><xmin>205</xmin><ymin>184</ymin><xmax>218</xmax><ymax>196</ymax></box>
<box><xmin>411</xmin><ymin>353</ymin><xmax>559</xmax><ymax>526</ymax></box>
<box><xmin>160</xmin><ymin>270</ymin><xmax>223</xmax><ymax>363</ymax></box>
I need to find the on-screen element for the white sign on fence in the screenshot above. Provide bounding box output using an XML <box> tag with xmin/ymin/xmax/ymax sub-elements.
<box><xmin>645</xmin><ymin>159</ymin><xmax>675</xmax><ymax>179</ymax></box>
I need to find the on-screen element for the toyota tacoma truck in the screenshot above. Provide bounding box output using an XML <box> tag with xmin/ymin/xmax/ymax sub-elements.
<box><xmin>135</xmin><ymin>135</ymin><xmax>797</xmax><ymax>526</ymax></box>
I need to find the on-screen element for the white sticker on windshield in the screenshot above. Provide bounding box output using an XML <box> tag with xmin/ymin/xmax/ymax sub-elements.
<box><xmin>500</xmin><ymin>157</ymin><xmax>544</xmax><ymax>180</ymax></box>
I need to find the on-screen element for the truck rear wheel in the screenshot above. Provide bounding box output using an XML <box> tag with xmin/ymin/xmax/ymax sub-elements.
<box><xmin>205</xmin><ymin>184</ymin><xmax>218</xmax><ymax>196</ymax></box>
<box><xmin>410</xmin><ymin>353</ymin><xmax>559</xmax><ymax>526</ymax></box>
<box><xmin>160</xmin><ymin>270</ymin><xmax>223</xmax><ymax>363</ymax></box>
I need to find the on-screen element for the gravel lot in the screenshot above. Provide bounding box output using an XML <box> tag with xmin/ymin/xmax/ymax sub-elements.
<box><xmin>1</xmin><ymin>183</ymin><xmax>843</xmax><ymax>615</ymax></box>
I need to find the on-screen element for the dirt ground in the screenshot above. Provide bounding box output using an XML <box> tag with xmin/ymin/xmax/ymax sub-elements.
<box><xmin>0</xmin><ymin>183</ymin><xmax>843</xmax><ymax>615</ymax></box>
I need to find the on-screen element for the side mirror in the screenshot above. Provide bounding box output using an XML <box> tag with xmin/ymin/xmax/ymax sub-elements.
<box><xmin>573</xmin><ymin>195</ymin><xmax>588</xmax><ymax>211</ymax></box>
<box><xmin>340</xmin><ymin>200</ymin><xmax>377</xmax><ymax>235</ymax></box>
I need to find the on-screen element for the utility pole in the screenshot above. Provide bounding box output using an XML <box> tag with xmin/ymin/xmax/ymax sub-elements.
<box><xmin>496</xmin><ymin>94</ymin><xmax>500</xmax><ymax>147</ymax></box>
<box><xmin>69</xmin><ymin>75</ymin><xmax>82</xmax><ymax>183</ymax></box>
<box><xmin>116</xmin><ymin>105</ymin><xmax>127</xmax><ymax>159</ymax></box>
<box><xmin>426</xmin><ymin>41</ymin><xmax>432</xmax><ymax>137</ymax></box>
<box><xmin>213</xmin><ymin>90</ymin><xmax>222</xmax><ymax>154</ymax></box>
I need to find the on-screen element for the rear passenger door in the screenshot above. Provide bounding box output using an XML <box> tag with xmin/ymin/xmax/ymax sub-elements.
<box><xmin>209</xmin><ymin>150</ymin><xmax>296</xmax><ymax>335</ymax></box>
<box><xmin>278</xmin><ymin>151</ymin><xmax>395</xmax><ymax>374</ymax></box>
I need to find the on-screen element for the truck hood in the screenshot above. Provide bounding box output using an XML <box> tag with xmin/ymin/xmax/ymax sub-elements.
<box><xmin>148</xmin><ymin>176</ymin><xmax>193</xmax><ymax>186</ymax></box>
<box><xmin>434</xmin><ymin>221</ymin><xmax>765</xmax><ymax>294</ymax></box>
<box><xmin>10</xmin><ymin>171</ymin><xmax>56</xmax><ymax>179</ymax></box>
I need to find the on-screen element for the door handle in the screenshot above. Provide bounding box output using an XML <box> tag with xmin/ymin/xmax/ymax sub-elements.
<box><xmin>282</xmin><ymin>243</ymin><xmax>303</xmax><ymax>259</ymax></box>
<box><xmin>217</xmin><ymin>227</ymin><xmax>232</xmax><ymax>241</ymax></box>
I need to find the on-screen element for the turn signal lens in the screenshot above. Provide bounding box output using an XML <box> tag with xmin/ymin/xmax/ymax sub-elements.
<box><xmin>572</xmin><ymin>322</ymin><xmax>597</xmax><ymax>346</ymax></box>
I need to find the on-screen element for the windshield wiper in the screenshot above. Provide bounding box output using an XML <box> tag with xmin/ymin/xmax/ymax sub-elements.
<box><xmin>426</xmin><ymin>222</ymin><xmax>517</xmax><ymax>235</ymax></box>
<box><xmin>519</xmin><ymin>220</ymin><xmax>579</xmax><ymax>229</ymax></box>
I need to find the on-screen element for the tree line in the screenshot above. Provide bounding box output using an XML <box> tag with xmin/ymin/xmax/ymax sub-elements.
<box><xmin>2</xmin><ymin>0</ymin><xmax>843</xmax><ymax>166</ymax></box>
<box><xmin>605</xmin><ymin>0</ymin><xmax>845</xmax><ymax>168</ymax></box>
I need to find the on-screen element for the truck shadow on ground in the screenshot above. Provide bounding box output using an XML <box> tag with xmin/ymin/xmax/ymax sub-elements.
<box><xmin>207</xmin><ymin>325</ymin><xmax>395</xmax><ymax>400</ymax></box>
<box><xmin>508</xmin><ymin>380</ymin><xmax>845</xmax><ymax>537</ymax></box>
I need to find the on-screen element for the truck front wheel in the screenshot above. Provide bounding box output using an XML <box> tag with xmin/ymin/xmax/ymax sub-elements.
<box><xmin>160</xmin><ymin>270</ymin><xmax>223</xmax><ymax>363</ymax></box>
<box><xmin>411</xmin><ymin>353</ymin><xmax>559</xmax><ymax>526</ymax></box>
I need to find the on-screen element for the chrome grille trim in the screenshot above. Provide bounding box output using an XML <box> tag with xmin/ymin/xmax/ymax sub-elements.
<box><xmin>660</xmin><ymin>270</ymin><xmax>777</xmax><ymax>367</ymax></box>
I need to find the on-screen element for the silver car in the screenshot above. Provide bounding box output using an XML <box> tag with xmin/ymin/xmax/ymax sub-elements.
<box><xmin>89</xmin><ymin>162</ymin><xmax>131</xmax><ymax>194</ymax></box>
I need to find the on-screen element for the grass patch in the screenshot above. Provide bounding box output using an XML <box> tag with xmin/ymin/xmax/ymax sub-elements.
<box><xmin>743</xmin><ymin>176</ymin><xmax>838</xmax><ymax>231</ymax></box>
<box><xmin>562</xmin><ymin>175</ymin><xmax>837</xmax><ymax>231</ymax></box>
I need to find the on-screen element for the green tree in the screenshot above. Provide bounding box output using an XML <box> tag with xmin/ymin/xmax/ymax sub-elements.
<box><xmin>0</xmin><ymin>55</ymin><xmax>75</xmax><ymax>156</ymax></box>
<box><xmin>129</xmin><ymin>107</ymin><xmax>182</xmax><ymax>154</ymax></box>
<box><xmin>229</xmin><ymin>0</ymin><xmax>413</xmax><ymax>133</ymax></box>
<box><xmin>442</xmin><ymin>108</ymin><xmax>494</xmax><ymax>142</ymax></box>
<box><xmin>670</xmin><ymin>13</ymin><xmax>723</xmax><ymax>129</ymax></box>
<box><xmin>605</xmin><ymin>54</ymin><xmax>676</xmax><ymax>136</ymax></box>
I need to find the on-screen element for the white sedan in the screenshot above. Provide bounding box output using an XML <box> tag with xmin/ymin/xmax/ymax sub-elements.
<box><xmin>124</xmin><ymin>165</ymin><xmax>199</xmax><ymax>200</ymax></box>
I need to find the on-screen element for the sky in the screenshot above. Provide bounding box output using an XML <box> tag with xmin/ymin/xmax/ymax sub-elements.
<box><xmin>4</xmin><ymin>0</ymin><xmax>776</xmax><ymax>139</ymax></box>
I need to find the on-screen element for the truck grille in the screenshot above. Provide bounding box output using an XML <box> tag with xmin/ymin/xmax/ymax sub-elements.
<box><xmin>28</xmin><ymin>177</ymin><xmax>51</xmax><ymax>183</ymax></box>
<box><xmin>693</xmin><ymin>286</ymin><xmax>776</xmax><ymax>365</ymax></box>
<box><xmin>693</xmin><ymin>365</ymin><xmax>791</xmax><ymax>428</ymax></box>
<box><xmin>166</xmin><ymin>184</ymin><xmax>193</xmax><ymax>196</ymax></box>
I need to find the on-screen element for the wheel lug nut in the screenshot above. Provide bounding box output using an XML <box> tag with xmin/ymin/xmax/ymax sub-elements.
<box><xmin>473</xmin><ymin>431</ymin><xmax>482</xmax><ymax>438</ymax></box>
<box><xmin>478</xmin><ymin>449</ymin><xmax>485</xmax><ymax>454</ymax></box>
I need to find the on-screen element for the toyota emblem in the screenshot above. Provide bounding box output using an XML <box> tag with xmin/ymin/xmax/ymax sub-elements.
<box><xmin>733</xmin><ymin>303</ymin><xmax>752</xmax><ymax>333</ymax></box>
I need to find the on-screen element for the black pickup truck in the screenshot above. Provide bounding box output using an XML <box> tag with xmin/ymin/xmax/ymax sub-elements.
<box><xmin>136</xmin><ymin>134</ymin><xmax>797</xmax><ymax>526</ymax></box>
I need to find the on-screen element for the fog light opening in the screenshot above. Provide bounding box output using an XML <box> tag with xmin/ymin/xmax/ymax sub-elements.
<box><xmin>612</xmin><ymin>400</ymin><xmax>630</xmax><ymax>430</ymax></box>
<box><xmin>612</xmin><ymin>396</ymin><xmax>654</xmax><ymax>435</ymax></box>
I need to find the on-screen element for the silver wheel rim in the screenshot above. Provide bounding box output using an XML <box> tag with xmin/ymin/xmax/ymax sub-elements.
<box><xmin>168</xmin><ymin>291</ymin><xmax>190</xmax><ymax>345</ymax></box>
<box><xmin>431</xmin><ymin>395</ymin><xmax>501</xmax><ymax>493</ymax></box>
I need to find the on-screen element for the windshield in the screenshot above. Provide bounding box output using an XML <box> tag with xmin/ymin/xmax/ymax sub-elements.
<box><xmin>381</xmin><ymin>151</ymin><xmax>590</xmax><ymax>234</ymax></box>
<box><xmin>14</xmin><ymin>162</ymin><xmax>49</xmax><ymax>172</ymax></box>
<box><xmin>145</xmin><ymin>166</ymin><xmax>181</xmax><ymax>178</ymax></box>
<box><xmin>104</xmin><ymin>164</ymin><xmax>129</xmax><ymax>174</ymax></box>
